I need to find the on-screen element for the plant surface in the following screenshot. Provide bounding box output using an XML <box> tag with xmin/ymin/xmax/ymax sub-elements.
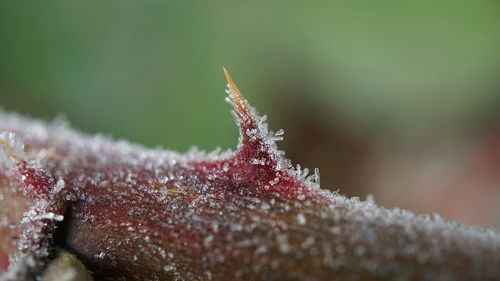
<box><xmin>0</xmin><ymin>69</ymin><xmax>499</xmax><ymax>281</ymax></box>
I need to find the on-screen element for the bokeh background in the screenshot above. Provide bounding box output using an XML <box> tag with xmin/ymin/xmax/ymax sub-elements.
<box><xmin>1</xmin><ymin>1</ymin><xmax>499</xmax><ymax>228</ymax></box>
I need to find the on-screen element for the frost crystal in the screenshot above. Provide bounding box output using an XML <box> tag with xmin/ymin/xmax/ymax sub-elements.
<box><xmin>296</xmin><ymin>213</ymin><xmax>307</xmax><ymax>225</ymax></box>
<box><xmin>0</xmin><ymin>69</ymin><xmax>499</xmax><ymax>280</ymax></box>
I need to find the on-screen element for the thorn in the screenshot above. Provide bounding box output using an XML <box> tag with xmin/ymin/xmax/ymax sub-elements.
<box><xmin>223</xmin><ymin>67</ymin><xmax>249</xmax><ymax>116</ymax></box>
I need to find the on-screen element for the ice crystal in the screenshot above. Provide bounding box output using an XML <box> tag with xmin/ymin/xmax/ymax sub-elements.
<box><xmin>0</xmin><ymin>68</ymin><xmax>499</xmax><ymax>281</ymax></box>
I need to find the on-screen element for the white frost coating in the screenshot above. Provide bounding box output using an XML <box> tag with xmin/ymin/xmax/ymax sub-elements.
<box><xmin>163</xmin><ymin>265</ymin><xmax>174</xmax><ymax>272</ymax></box>
<box><xmin>0</xmin><ymin>131</ymin><xmax>26</xmax><ymax>174</ymax></box>
<box><xmin>0</xmin><ymin>103</ymin><xmax>278</xmax><ymax>280</ymax></box>
<box><xmin>0</xmin><ymin>109</ymin><xmax>239</xmax><ymax>179</ymax></box>
<box><xmin>53</xmin><ymin>178</ymin><xmax>65</xmax><ymax>194</ymax></box>
<box><xmin>276</xmin><ymin>234</ymin><xmax>290</xmax><ymax>254</ymax></box>
<box><xmin>0</xmin><ymin>127</ymin><xmax>66</xmax><ymax>281</ymax></box>
<box><xmin>2</xmin><ymin>195</ymin><xmax>64</xmax><ymax>281</ymax></box>
<box><xmin>224</xmin><ymin>85</ymin><xmax>322</xmax><ymax>191</ymax></box>
<box><xmin>37</xmin><ymin>212</ymin><xmax>64</xmax><ymax>222</ymax></box>
<box><xmin>1</xmin><ymin>81</ymin><xmax>500</xmax><ymax>280</ymax></box>
<box><xmin>296</xmin><ymin>213</ymin><xmax>307</xmax><ymax>225</ymax></box>
<box><xmin>0</xmin><ymin>131</ymin><xmax>24</xmax><ymax>156</ymax></box>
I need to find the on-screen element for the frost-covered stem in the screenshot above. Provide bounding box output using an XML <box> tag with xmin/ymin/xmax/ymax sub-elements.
<box><xmin>61</xmin><ymin>192</ymin><xmax>500</xmax><ymax>281</ymax></box>
<box><xmin>0</xmin><ymin>69</ymin><xmax>499</xmax><ymax>280</ymax></box>
<box><xmin>0</xmin><ymin>132</ymin><xmax>67</xmax><ymax>281</ymax></box>
<box><xmin>1</xmin><ymin>190</ymin><xmax>66</xmax><ymax>281</ymax></box>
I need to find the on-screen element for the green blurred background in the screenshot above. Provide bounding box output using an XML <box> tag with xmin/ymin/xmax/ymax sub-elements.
<box><xmin>1</xmin><ymin>1</ymin><xmax>500</xmax><ymax>227</ymax></box>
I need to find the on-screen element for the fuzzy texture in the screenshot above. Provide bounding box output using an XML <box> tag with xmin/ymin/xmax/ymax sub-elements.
<box><xmin>0</xmin><ymin>70</ymin><xmax>499</xmax><ymax>281</ymax></box>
